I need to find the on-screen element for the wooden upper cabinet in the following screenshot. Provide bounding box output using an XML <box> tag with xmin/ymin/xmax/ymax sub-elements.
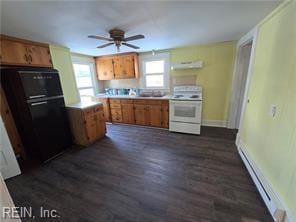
<box><xmin>0</xmin><ymin>39</ymin><xmax>27</xmax><ymax>65</ymax></box>
<box><xmin>96</xmin><ymin>57</ymin><xmax>114</xmax><ymax>80</ymax></box>
<box><xmin>0</xmin><ymin>35</ymin><xmax>53</xmax><ymax>68</ymax></box>
<box><xmin>96</xmin><ymin>52</ymin><xmax>139</xmax><ymax>80</ymax></box>
<box><xmin>26</xmin><ymin>44</ymin><xmax>52</xmax><ymax>67</ymax></box>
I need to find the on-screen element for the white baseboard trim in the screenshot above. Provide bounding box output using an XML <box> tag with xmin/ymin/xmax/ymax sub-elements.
<box><xmin>236</xmin><ymin>134</ymin><xmax>295</xmax><ymax>222</ymax></box>
<box><xmin>202</xmin><ymin>120</ymin><xmax>227</xmax><ymax>128</ymax></box>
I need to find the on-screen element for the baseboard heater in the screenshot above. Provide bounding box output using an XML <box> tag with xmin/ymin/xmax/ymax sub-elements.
<box><xmin>238</xmin><ymin>147</ymin><xmax>287</xmax><ymax>222</ymax></box>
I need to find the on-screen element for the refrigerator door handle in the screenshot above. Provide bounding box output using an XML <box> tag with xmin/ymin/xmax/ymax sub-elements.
<box><xmin>29</xmin><ymin>94</ymin><xmax>46</xmax><ymax>99</ymax></box>
<box><xmin>31</xmin><ymin>101</ymin><xmax>48</xmax><ymax>106</ymax></box>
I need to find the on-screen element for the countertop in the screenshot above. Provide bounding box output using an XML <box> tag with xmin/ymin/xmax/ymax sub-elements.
<box><xmin>66</xmin><ymin>101</ymin><xmax>102</xmax><ymax>110</ymax></box>
<box><xmin>95</xmin><ymin>94</ymin><xmax>171</xmax><ymax>100</ymax></box>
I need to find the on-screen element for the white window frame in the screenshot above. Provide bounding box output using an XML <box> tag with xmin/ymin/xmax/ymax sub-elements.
<box><xmin>139</xmin><ymin>52</ymin><xmax>170</xmax><ymax>89</ymax></box>
<box><xmin>71</xmin><ymin>55</ymin><xmax>98</xmax><ymax>97</ymax></box>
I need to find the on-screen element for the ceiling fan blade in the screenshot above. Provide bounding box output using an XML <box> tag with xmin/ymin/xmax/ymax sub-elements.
<box><xmin>123</xmin><ymin>34</ymin><xmax>144</xmax><ymax>42</ymax></box>
<box><xmin>88</xmin><ymin>35</ymin><xmax>113</xmax><ymax>41</ymax></box>
<box><xmin>122</xmin><ymin>42</ymin><xmax>140</xmax><ymax>49</ymax></box>
<box><xmin>96</xmin><ymin>43</ymin><xmax>114</xmax><ymax>48</ymax></box>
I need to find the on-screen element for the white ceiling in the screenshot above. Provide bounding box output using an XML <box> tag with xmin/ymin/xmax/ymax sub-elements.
<box><xmin>1</xmin><ymin>1</ymin><xmax>280</xmax><ymax>56</ymax></box>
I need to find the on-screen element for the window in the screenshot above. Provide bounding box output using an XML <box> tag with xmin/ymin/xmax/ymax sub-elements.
<box><xmin>72</xmin><ymin>55</ymin><xmax>98</xmax><ymax>102</ymax></box>
<box><xmin>140</xmin><ymin>53</ymin><xmax>170</xmax><ymax>89</ymax></box>
<box><xmin>73</xmin><ymin>64</ymin><xmax>94</xmax><ymax>96</ymax></box>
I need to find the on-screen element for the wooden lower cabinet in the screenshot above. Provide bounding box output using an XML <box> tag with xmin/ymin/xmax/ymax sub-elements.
<box><xmin>98</xmin><ymin>98</ymin><xmax>169</xmax><ymax>128</ymax></box>
<box><xmin>66</xmin><ymin>104</ymin><xmax>106</xmax><ymax>146</ymax></box>
<box><xmin>93</xmin><ymin>98</ymin><xmax>111</xmax><ymax>122</ymax></box>
<box><xmin>161</xmin><ymin>104</ymin><xmax>169</xmax><ymax>128</ymax></box>
<box><xmin>148</xmin><ymin>105</ymin><xmax>163</xmax><ymax>128</ymax></box>
<box><xmin>134</xmin><ymin>104</ymin><xmax>149</xmax><ymax>125</ymax></box>
<box><xmin>120</xmin><ymin>99</ymin><xmax>135</xmax><ymax>124</ymax></box>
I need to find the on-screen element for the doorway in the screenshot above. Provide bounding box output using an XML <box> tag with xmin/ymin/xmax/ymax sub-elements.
<box><xmin>228</xmin><ymin>28</ymin><xmax>257</xmax><ymax>130</ymax></box>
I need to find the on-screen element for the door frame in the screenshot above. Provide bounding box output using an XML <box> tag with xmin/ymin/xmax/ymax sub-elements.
<box><xmin>227</xmin><ymin>27</ymin><xmax>259</xmax><ymax>130</ymax></box>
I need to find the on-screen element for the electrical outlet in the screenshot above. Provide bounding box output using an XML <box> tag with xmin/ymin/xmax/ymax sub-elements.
<box><xmin>270</xmin><ymin>105</ymin><xmax>277</xmax><ymax>117</ymax></box>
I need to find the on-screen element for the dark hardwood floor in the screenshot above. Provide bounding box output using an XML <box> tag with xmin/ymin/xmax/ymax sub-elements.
<box><xmin>6</xmin><ymin>124</ymin><xmax>273</xmax><ymax>222</ymax></box>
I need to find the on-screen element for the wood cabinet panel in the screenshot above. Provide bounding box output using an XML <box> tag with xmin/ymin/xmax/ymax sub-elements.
<box><xmin>121</xmin><ymin>104</ymin><xmax>135</xmax><ymax>124</ymax></box>
<box><xmin>96</xmin><ymin>57</ymin><xmax>114</xmax><ymax>80</ymax></box>
<box><xmin>26</xmin><ymin>44</ymin><xmax>52</xmax><ymax>67</ymax></box>
<box><xmin>94</xmin><ymin>98</ymin><xmax>111</xmax><ymax>122</ymax></box>
<box><xmin>161</xmin><ymin>104</ymin><xmax>169</xmax><ymax>128</ymax></box>
<box><xmin>85</xmin><ymin>115</ymin><xmax>98</xmax><ymax>143</ymax></box>
<box><xmin>67</xmin><ymin>104</ymin><xmax>106</xmax><ymax>146</ymax></box>
<box><xmin>113</xmin><ymin>55</ymin><xmax>135</xmax><ymax>79</ymax></box>
<box><xmin>110</xmin><ymin>104</ymin><xmax>121</xmax><ymax>109</ymax></box>
<box><xmin>148</xmin><ymin>105</ymin><xmax>162</xmax><ymax>128</ymax></box>
<box><xmin>0</xmin><ymin>40</ymin><xmax>27</xmax><ymax>65</ymax></box>
<box><xmin>96</xmin><ymin>53</ymin><xmax>138</xmax><ymax>80</ymax></box>
<box><xmin>95</xmin><ymin>112</ymin><xmax>106</xmax><ymax>138</ymax></box>
<box><xmin>134</xmin><ymin>104</ymin><xmax>149</xmax><ymax>126</ymax></box>
<box><xmin>111</xmin><ymin>109</ymin><xmax>122</xmax><ymax>122</ymax></box>
<box><xmin>0</xmin><ymin>35</ymin><xmax>53</xmax><ymax>67</ymax></box>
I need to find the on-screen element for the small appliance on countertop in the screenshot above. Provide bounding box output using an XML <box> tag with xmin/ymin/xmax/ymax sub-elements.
<box><xmin>169</xmin><ymin>85</ymin><xmax>203</xmax><ymax>135</ymax></box>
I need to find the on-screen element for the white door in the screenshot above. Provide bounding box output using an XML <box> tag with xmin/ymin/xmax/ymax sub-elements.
<box><xmin>0</xmin><ymin>116</ymin><xmax>21</xmax><ymax>179</ymax></box>
<box><xmin>170</xmin><ymin>100</ymin><xmax>202</xmax><ymax>123</ymax></box>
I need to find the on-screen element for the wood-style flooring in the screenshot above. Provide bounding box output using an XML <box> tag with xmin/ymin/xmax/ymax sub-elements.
<box><xmin>6</xmin><ymin>124</ymin><xmax>273</xmax><ymax>222</ymax></box>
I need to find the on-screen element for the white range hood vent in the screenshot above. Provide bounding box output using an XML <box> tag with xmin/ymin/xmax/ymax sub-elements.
<box><xmin>171</xmin><ymin>61</ymin><xmax>203</xmax><ymax>70</ymax></box>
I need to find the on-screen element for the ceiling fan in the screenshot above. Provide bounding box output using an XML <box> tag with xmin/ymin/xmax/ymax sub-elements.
<box><xmin>88</xmin><ymin>29</ymin><xmax>144</xmax><ymax>52</ymax></box>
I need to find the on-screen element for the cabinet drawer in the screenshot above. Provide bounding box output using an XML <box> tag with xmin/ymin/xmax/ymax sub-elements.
<box><xmin>109</xmin><ymin>99</ymin><xmax>121</xmax><ymax>104</ymax></box>
<box><xmin>120</xmin><ymin>99</ymin><xmax>133</xmax><ymax>104</ymax></box>
<box><xmin>147</xmin><ymin>100</ymin><xmax>163</xmax><ymax>105</ymax></box>
<box><xmin>110</xmin><ymin>104</ymin><xmax>121</xmax><ymax>109</ymax></box>
<box><xmin>134</xmin><ymin>99</ymin><xmax>147</xmax><ymax>105</ymax></box>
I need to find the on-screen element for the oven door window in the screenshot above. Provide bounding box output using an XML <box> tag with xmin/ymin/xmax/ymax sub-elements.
<box><xmin>170</xmin><ymin>101</ymin><xmax>202</xmax><ymax>123</ymax></box>
<box><xmin>174</xmin><ymin>106</ymin><xmax>196</xmax><ymax>118</ymax></box>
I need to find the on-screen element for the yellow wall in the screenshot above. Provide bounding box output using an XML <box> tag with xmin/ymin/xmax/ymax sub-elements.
<box><xmin>240</xmin><ymin>1</ymin><xmax>296</xmax><ymax>217</ymax></box>
<box><xmin>170</xmin><ymin>42</ymin><xmax>236</xmax><ymax>121</ymax></box>
<box><xmin>49</xmin><ymin>45</ymin><xmax>80</xmax><ymax>105</ymax></box>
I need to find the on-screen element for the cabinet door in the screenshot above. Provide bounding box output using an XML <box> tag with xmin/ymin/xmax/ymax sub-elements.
<box><xmin>85</xmin><ymin>115</ymin><xmax>97</xmax><ymax>143</ymax></box>
<box><xmin>95</xmin><ymin>111</ymin><xmax>106</xmax><ymax>138</ymax></box>
<box><xmin>26</xmin><ymin>45</ymin><xmax>52</xmax><ymax>67</ymax></box>
<box><xmin>134</xmin><ymin>105</ymin><xmax>148</xmax><ymax>125</ymax></box>
<box><xmin>122</xmin><ymin>55</ymin><xmax>135</xmax><ymax>78</ymax></box>
<box><xmin>161</xmin><ymin>104</ymin><xmax>169</xmax><ymax>128</ymax></box>
<box><xmin>113</xmin><ymin>55</ymin><xmax>135</xmax><ymax>79</ymax></box>
<box><xmin>96</xmin><ymin>58</ymin><xmax>114</xmax><ymax>80</ymax></box>
<box><xmin>121</xmin><ymin>103</ymin><xmax>135</xmax><ymax>124</ymax></box>
<box><xmin>0</xmin><ymin>40</ymin><xmax>27</xmax><ymax>65</ymax></box>
<box><xmin>148</xmin><ymin>105</ymin><xmax>162</xmax><ymax>127</ymax></box>
<box><xmin>111</xmin><ymin>109</ymin><xmax>122</xmax><ymax>122</ymax></box>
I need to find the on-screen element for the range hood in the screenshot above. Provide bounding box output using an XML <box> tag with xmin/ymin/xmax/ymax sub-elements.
<box><xmin>171</xmin><ymin>61</ymin><xmax>203</xmax><ymax>70</ymax></box>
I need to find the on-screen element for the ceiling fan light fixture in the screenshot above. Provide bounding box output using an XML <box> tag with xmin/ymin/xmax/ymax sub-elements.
<box><xmin>88</xmin><ymin>28</ymin><xmax>145</xmax><ymax>51</ymax></box>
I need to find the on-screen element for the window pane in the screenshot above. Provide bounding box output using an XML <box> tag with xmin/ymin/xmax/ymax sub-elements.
<box><xmin>73</xmin><ymin>64</ymin><xmax>93</xmax><ymax>88</ymax></box>
<box><xmin>145</xmin><ymin>60</ymin><xmax>164</xmax><ymax>74</ymax></box>
<box><xmin>79</xmin><ymin>88</ymin><xmax>94</xmax><ymax>97</ymax></box>
<box><xmin>146</xmin><ymin>75</ymin><xmax>164</xmax><ymax>87</ymax></box>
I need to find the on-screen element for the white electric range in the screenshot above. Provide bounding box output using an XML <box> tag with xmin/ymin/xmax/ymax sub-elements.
<box><xmin>169</xmin><ymin>85</ymin><xmax>203</xmax><ymax>135</ymax></box>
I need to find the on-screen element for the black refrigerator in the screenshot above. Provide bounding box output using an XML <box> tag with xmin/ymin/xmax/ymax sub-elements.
<box><xmin>1</xmin><ymin>67</ymin><xmax>72</xmax><ymax>162</ymax></box>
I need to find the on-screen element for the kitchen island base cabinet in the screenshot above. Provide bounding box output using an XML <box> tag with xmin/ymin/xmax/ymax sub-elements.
<box><xmin>67</xmin><ymin>104</ymin><xmax>106</xmax><ymax>146</ymax></box>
